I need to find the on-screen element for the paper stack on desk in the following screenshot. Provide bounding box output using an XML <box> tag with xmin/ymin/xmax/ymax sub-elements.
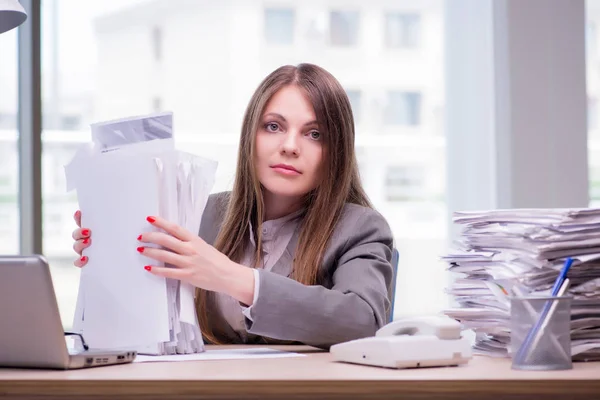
<box><xmin>442</xmin><ymin>209</ymin><xmax>600</xmax><ymax>361</ymax></box>
<box><xmin>64</xmin><ymin>112</ymin><xmax>217</xmax><ymax>355</ymax></box>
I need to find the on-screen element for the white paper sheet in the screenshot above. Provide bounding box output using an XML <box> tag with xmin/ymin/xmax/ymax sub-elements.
<box><xmin>76</xmin><ymin>155</ymin><xmax>170</xmax><ymax>348</ymax></box>
<box><xmin>133</xmin><ymin>348</ymin><xmax>306</xmax><ymax>363</ymax></box>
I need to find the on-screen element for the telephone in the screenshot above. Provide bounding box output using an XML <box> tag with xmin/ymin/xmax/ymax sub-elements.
<box><xmin>330</xmin><ymin>316</ymin><xmax>472</xmax><ymax>369</ymax></box>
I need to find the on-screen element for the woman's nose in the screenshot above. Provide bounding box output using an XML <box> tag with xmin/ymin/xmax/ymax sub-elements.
<box><xmin>281</xmin><ymin>132</ymin><xmax>300</xmax><ymax>155</ymax></box>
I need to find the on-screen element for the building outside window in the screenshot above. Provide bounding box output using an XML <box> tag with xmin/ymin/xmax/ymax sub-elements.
<box><xmin>384</xmin><ymin>91</ymin><xmax>422</xmax><ymax>126</ymax></box>
<box><xmin>385</xmin><ymin>13</ymin><xmax>421</xmax><ymax>49</ymax></box>
<box><xmin>385</xmin><ymin>165</ymin><xmax>427</xmax><ymax>201</ymax></box>
<box><xmin>329</xmin><ymin>10</ymin><xmax>359</xmax><ymax>46</ymax></box>
<box><xmin>346</xmin><ymin>89</ymin><xmax>361</xmax><ymax>122</ymax></box>
<box><xmin>264</xmin><ymin>8</ymin><xmax>295</xmax><ymax>45</ymax></box>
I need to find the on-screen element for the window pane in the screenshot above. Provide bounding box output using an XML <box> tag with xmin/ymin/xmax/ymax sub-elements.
<box><xmin>0</xmin><ymin>28</ymin><xmax>19</xmax><ymax>255</ymax></box>
<box><xmin>264</xmin><ymin>8</ymin><xmax>295</xmax><ymax>45</ymax></box>
<box><xmin>152</xmin><ymin>26</ymin><xmax>162</xmax><ymax>61</ymax></box>
<box><xmin>42</xmin><ymin>0</ymin><xmax>446</xmax><ymax>323</ymax></box>
<box><xmin>346</xmin><ymin>89</ymin><xmax>361</xmax><ymax>122</ymax></box>
<box><xmin>587</xmin><ymin>20</ymin><xmax>597</xmax><ymax>58</ymax></box>
<box><xmin>330</xmin><ymin>11</ymin><xmax>359</xmax><ymax>46</ymax></box>
<box><xmin>588</xmin><ymin>0</ymin><xmax>600</xmax><ymax>208</ymax></box>
<box><xmin>385</xmin><ymin>165</ymin><xmax>425</xmax><ymax>201</ymax></box>
<box><xmin>384</xmin><ymin>91</ymin><xmax>422</xmax><ymax>126</ymax></box>
<box><xmin>589</xmin><ymin>97</ymin><xmax>598</xmax><ymax>131</ymax></box>
<box><xmin>385</xmin><ymin>13</ymin><xmax>421</xmax><ymax>49</ymax></box>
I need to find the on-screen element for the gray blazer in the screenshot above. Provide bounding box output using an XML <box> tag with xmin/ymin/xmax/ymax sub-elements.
<box><xmin>198</xmin><ymin>192</ymin><xmax>394</xmax><ymax>349</ymax></box>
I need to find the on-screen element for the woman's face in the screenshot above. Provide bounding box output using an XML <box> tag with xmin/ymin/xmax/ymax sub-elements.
<box><xmin>255</xmin><ymin>85</ymin><xmax>324</xmax><ymax>200</ymax></box>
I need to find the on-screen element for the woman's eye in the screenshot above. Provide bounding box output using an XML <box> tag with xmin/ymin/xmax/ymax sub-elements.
<box><xmin>309</xmin><ymin>131</ymin><xmax>321</xmax><ymax>140</ymax></box>
<box><xmin>265</xmin><ymin>123</ymin><xmax>279</xmax><ymax>132</ymax></box>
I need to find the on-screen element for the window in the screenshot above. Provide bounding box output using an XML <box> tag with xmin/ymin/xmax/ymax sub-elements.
<box><xmin>385</xmin><ymin>13</ymin><xmax>421</xmax><ymax>49</ymax></box>
<box><xmin>61</xmin><ymin>115</ymin><xmax>81</xmax><ymax>130</ymax></box>
<box><xmin>588</xmin><ymin>1</ymin><xmax>600</xmax><ymax>207</ymax></box>
<box><xmin>39</xmin><ymin>0</ymin><xmax>446</xmax><ymax>324</ymax></box>
<box><xmin>0</xmin><ymin>212</ymin><xmax>14</xmax><ymax>237</ymax></box>
<box><xmin>152</xmin><ymin>26</ymin><xmax>162</xmax><ymax>61</ymax></box>
<box><xmin>384</xmin><ymin>91</ymin><xmax>421</xmax><ymax>126</ymax></box>
<box><xmin>346</xmin><ymin>90</ymin><xmax>361</xmax><ymax>122</ymax></box>
<box><xmin>329</xmin><ymin>11</ymin><xmax>359</xmax><ymax>46</ymax></box>
<box><xmin>0</xmin><ymin>27</ymin><xmax>19</xmax><ymax>255</ymax></box>
<box><xmin>587</xmin><ymin>21</ymin><xmax>597</xmax><ymax>58</ymax></box>
<box><xmin>385</xmin><ymin>166</ymin><xmax>427</xmax><ymax>201</ymax></box>
<box><xmin>589</xmin><ymin>98</ymin><xmax>598</xmax><ymax>131</ymax></box>
<box><xmin>153</xmin><ymin>97</ymin><xmax>162</xmax><ymax>112</ymax></box>
<box><xmin>0</xmin><ymin>175</ymin><xmax>11</xmax><ymax>188</ymax></box>
<box><xmin>264</xmin><ymin>8</ymin><xmax>295</xmax><ymax>45</ymax></box>
<box><xmin>591</xmin><ymin>167</ymin><xmax>600</xmax><ymax>204</ymax></box>
<box><xmin>0</xmin><ymin>112</ymin><xmax>16</xmax><ymax>129</ymax></box>
<box><xmin>44</xmin><ymin>212</ymin><xmax>64</xmax><ymax>236</ymax></box>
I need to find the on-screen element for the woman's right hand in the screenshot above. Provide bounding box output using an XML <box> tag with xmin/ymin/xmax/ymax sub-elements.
<box><xmin>72</xmin><ymin>210</ymin><xmax>91</xmax><ymax>267</ymax></box>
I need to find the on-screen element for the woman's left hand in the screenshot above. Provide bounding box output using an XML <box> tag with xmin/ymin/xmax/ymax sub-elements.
<box><xmin>137</xmin><ymin>216</ymin><xmax>255</xmax><ymax>305</ymax></box>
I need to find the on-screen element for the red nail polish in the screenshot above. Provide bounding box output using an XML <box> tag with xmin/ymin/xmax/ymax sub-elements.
<box><xmin>137</xmin><ymin>247</ymin><xmax>144</xmax><ymax>253</ymax></box>
<box><xmin>146</xmin><ymin>216</ymin><xmax>156</xmax><ymax>223</ymax></box>
<box><xmin>80</xmin><ymin>256</ymin><xmax>87</xmax><ymax>262</ymax></box>
<box><xmin>83</xmin><ymin>238</ymin><xmax>89</xmax><ymax>245</ymax></box>
<box><xmin>82</xmin><ymin>229</ymin><xmax>90</xmax><ymax>236</ymax></box>
<box><xmin>137</xmin><ymin>234</ymin><xmax>142</xmax><ymax>241</ymax></box>
<box><xmin>144</xmin><ymin>265</ymin><xmax>152</xmax><ymax>271</ymax></box>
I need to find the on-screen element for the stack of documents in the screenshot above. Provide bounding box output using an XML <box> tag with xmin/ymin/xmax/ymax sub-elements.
<box><xmin>443</xmin><ymin>209</ymin><xmax>600</xmax><ymax>361</ymax></box>
<box><xmin>64</xmin><ymin>112</ymin><xmax>217</xmax><ymax>355</ymax></box>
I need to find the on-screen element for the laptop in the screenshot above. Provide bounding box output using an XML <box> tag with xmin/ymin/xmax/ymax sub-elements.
<box><xmin>0</xmin><ymin>255</ymin><xmax>136</xmax><ymax>369</ymax></box>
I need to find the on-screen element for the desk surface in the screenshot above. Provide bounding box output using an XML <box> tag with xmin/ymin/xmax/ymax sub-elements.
<box><xmin>1</xmin><ymin>345</ymin><xmax>599</xmax><ymax>399</ymax></box>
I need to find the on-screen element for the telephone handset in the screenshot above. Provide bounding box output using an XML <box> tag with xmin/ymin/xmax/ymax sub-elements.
<box><xmin>375</xmin><ymin>316</ymin><xmax>462</xmax><ymax>340</ymax></box>
<box><xmin>330</xmin><ymin>315</ymin><xmax>472</xmax><ymax>369</ymax></box>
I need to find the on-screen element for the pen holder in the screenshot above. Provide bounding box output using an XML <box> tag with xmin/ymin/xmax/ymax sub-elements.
<box><xmin>510</xmin><ymin>295</ymin><xmax>572</xmax><ymax>371</ymax></box>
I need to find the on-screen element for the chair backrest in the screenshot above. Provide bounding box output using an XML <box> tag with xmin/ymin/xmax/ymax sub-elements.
<box><xmin>389</xmin><ymin>247</ymin><xmax>399</xmax><ymax>323</ymax></box>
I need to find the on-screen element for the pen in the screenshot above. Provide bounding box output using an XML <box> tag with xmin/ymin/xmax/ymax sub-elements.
<box><xmin>514</xmin><ymin>257</ymin><xmax>573</xmax><ymax>363</ymax></box>
<box><xmin>549</xmin><ymin>258</ymin><xmax>573</xmax><ymax>296</ymax></box>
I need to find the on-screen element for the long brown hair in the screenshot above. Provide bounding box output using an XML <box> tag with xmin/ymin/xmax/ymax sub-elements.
<box><xmin>196</xmin><ymin>63</ymin><xmax>371</xmax><ymax>344</ymax></box>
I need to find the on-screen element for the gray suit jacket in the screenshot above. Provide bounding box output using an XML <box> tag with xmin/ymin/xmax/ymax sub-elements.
<box><xmin>198</xmin><ymin>192</ymin><xmax>394</xmax><ymax>349</ymax></box>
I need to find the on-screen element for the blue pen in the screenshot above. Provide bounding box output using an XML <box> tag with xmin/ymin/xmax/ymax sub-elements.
<box><xmin>514</xmin><ymin>257</ymin><xmax>573</xmax><ymax>363</ymax></box>
<box><xmin>549</xmin><ymin>257</ymin><xmax>573</xmax><ymax>296</ymax></box>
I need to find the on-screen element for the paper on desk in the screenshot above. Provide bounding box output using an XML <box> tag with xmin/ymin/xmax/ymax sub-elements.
<box><xmin>133</xmin><ymin>348</ymin><xmax>306</xmax><ymax>363</ymax></box>
<box><xmin>444</xmin><ymin>208</ymin><xmax>600</xmax><ymax>360</ymax></box>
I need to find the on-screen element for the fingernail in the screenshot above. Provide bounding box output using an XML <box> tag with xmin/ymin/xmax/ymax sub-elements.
<box><xmin>80</xmin><ymin>256</ymin><xmax>87</xmax><ymax>262</ymax></box>
<box><xmin>144</xmin><ymin>265</ymin><xmax>152</xmax><ymax>271</ymax></box>
<box><xmin>83</xmin><ymin>238</ymin><xmax>89</xmax><ymax>245</ymax></box>
<box><xmin>137</xmin><ymin>247</ymin><xmax>144</xmax><ymax>253</ymax></box>
<box><xmin>74</xmin><ymin>210</ymin><xmax>81</xmax><ymax>218</ymax></box>
<box><xmin>137</xmin><ymin>234</ymin><xmax>142</xmax><ymax>241</ymax></box>
<box><xmin>146</xmin><ymin>216</ymin><xmax>156</xmax><ymax>223</ymax></box>
<box><xmin>82</xmin><ymin>229</ymin><xmax>90</xmax><ymax>236</ymax></box>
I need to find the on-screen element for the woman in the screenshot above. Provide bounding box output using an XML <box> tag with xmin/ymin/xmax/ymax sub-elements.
<box><xmin>72</xmin><ymin>63</ymin><xmax>394</xmax><ymax>349</ymax></box>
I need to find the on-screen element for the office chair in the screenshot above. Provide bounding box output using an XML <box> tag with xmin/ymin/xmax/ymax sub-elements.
<box><xmin>389</xmin><ymin>247</ymin><xmax>399</xmax><ymax>323</ymax></box>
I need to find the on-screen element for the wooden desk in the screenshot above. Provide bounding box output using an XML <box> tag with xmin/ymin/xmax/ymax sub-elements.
<box><xmin>0</xmin><ymin>345</ymin><xmax>599</xmax><ymax>399</ymax></box>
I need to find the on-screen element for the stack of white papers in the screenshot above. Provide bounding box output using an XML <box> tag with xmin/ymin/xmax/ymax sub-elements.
<box><xmin>443</xmin><ymin>209</ymin><xmax>600</xmax><ymax>361</ymax></box>
<box><xmin>64</xmin><ymin>112</ymin><xmax>217</xmax><ymax>355</ymax></box>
